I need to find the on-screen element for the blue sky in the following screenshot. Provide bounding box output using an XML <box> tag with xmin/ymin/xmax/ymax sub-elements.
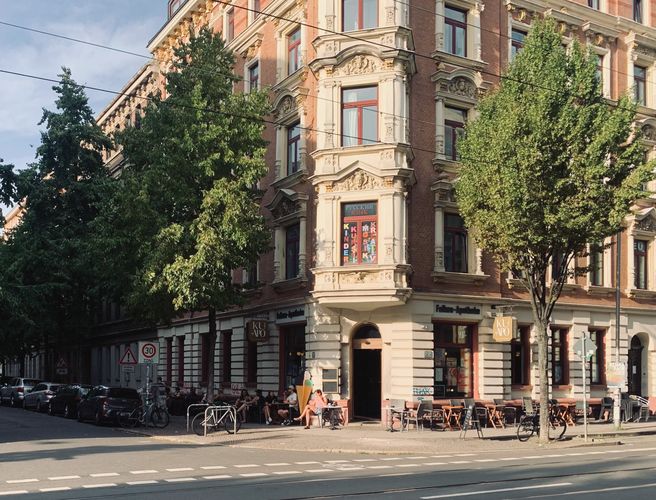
<box><xmin>0</xmin><ymin>0</ymin><xmax>166</xmax><ymax>214</ymax></box>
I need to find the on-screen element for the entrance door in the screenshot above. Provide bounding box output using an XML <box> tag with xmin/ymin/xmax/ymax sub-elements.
<box><xmin>352</xmin><ymin>325</ymin><xmax>382</xmax><ymax>420</ymax></box>
<box><xmin>628</xmin><ymin>336</ymin><xmax>643</xmax><ymax>396</ymax></box>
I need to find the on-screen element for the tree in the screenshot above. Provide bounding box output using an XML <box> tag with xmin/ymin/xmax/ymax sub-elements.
<box><xmin>0</xmin><ymin>69</ymin><xmax>113</xmax><ymax>374</ymax></box>
<box><xmin>105</xmin><ymin>27</ymin><xmax>270</xmax><ymax>399</ymax></box>
<box><xmin>455</xmin><ymin>20</ymin><xmax>653</xmax><ymax>442</ymax></box>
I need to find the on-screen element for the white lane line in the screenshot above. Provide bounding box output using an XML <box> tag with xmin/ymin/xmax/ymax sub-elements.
<box><xmin>265</xmin><ymin>463</ymin><xmax>290</xmax><ymax>466</ymax></box>
<box><xmin>397</xmin><ymin>464</ymin><xmax>420</xmax><ymax>468</ymax></box>
<box><xmin>352</xmin><ymin>459</ymin><xmax>376</xmax><ymax>462</ymax></box>
<box><xmin>500</xmin><ymin>457</ymin><xmax>521</xmax><ymax>461</ymax></box>
<box><xmin>165</xmin><ymin>478</ymin><xmax>197</xmax><ymax>483</ymax></box>
<box><xmin>273</xmin><ymin>471</ymin><xmax>302</xmax><ymax>475</ymax></box>
<box><xmin>585</xmin><ymin>451</ymin><xmax>604</xmax><ymax>455</ymax></box>
<box><xmin>201</xmin><ymin>466</ymin><xmax>227</xmax><ymax>470</ymax></box>
<box><xmin>304</xmin><ymin>469</ymin><xmax>334</xmax><ymax>473</ymax></box>
<box><xmin>295</xmin><ymin>461</ymin><xmax>319</xmax><ymax>465</ymax></box>
<box><xmin>324</xmin><ymin>460</ymin><xmax>350</xmax><ymax>464</ymax></box>
<box><xmin>203</xmin><ymin>475</ymin><xmax>232</xmax><ymax>480</ymax></box>
<box><xmin>565</xmin><ymin>453</ymin><xmax>585</xmax><ymax>456</ymax></box>
<box><xmin>234</xmin><ymin>464</ymin><xmax>259</xmax><ymax>468</ymax></box>
<box><xmin>530</xmin><ymin>481</ymin><xmax>656</xmax><ymax>497</ymax></box>
<box><xmin>423</xmin><ymin>462</ymin><xmax>447</xmax><ymax>466</ymax></box>
<box><xmin>48</xmin><ymin>475</ymin><xmax>80</xmax><ymax>481</ymax></box>
<box><xmin>166</xmin><ymin>468</ymin><xmax>194</xmax><ymax>472</ymax></box>
<box><xmin>381</xmin><ymin>457</ymin><xmax>401</xmax><ymax>461</ymax></box>
<box><xmin>455</xmin><ymin>454</ymin><xmax>476</xmax><ymax>457</ymax></box>
<box><xmin>7</xmin><ymin>479</ymin><xmax>38</xmax><ymax>484</ymax></box>
<box><xmin>82</xmin><ymin>483</ymin><xmax>118</xmax><ymax>489</ymax></box>
<box><xmin>240</xmin><ymin>473</ymin><xmax>268</xmax><ymax>477</ymax></box>
<box><xmin>368</xmin><ymin>465</ymin><xmax>393</xmax><ymax>469</ymax></box>
<box><xmin>127</xmin><ymin>480</ymin><xmax>159</xmax><ymax>486</ymax></box>
<box><xmin>420</xmin><ymin>482</ymin><xmax>572</xmax><ymax>499</ymax></box>
<box><xmin>407</xmin><ymin>456</ymin><xmax>428</xmax><ymax>460</ymax></box>
<box><xmin>543</xmin><ymin>454</ymin><xmax>564</xmax><ymax>458</ymax></box>
<box><xmin>130</xmin><ymin>470</ymin><xmax>158</xmax><ymax>474</ymax></box>
<box><xmin>474</xmin><ymin>459</ymin><xmax>495</xmax><ymax>462</ymax></box>
<box><xmin>431</xmin><ymin>455</ymin><xmax>453</xmax><ymax>458</ymax></box>
<box><xmin>449</xmin><ymin>461</ymin><xmax>472</xmax><ymax>464</ymax></box>
<box><xmin>40</xmin><ymin>487</ymin><xmax>72</xmax><ymax>492</ymax></box>
<box><xmin>0</xmin><ymin>491</ymin><xmax>28</xmax><ymax>496</ymax></box>
<box><xmin>379</xmin><ymin>472</ymin><xmax>413</xmax><ymax>477</ymax></box>
<box><xmin>521</xmin><ymin>456</ymin><xmax>541</xmax><ymax>459</ymax></box>
<box><xmin>90</xmin><ymin>473</ymin><xmax>120</xmax><ymax>478</ymax></box>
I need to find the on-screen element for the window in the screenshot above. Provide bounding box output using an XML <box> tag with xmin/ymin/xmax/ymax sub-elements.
<box><xmin>134</xmin><ymin>105</ymin><xmax>142</xmax><ymax>129</ymax></box>
<box><xmin>551</xmin><ymin>250</ymin><xmax>564</xmax><ymax>282</ymax></box>
<box><xmin>285</xmin><ymin>223</ymin><xmax>300</xmax><ymax>280</ymax></box>
<box><xmin>444</xmin><ymin>213</ymin><xmax>467</xmax><ymax>273</ymax></box>
<box><xmin>587</xmin><ymin>0</ymin><xmax>600</xmax><ymax>9</ymax></box>
<box><xmin>551</xmin><ymin>328</ymin><xmax>568</xmax><ymax>385</ymax></box>
<box><xmin>168</xmin><ymin>0</ymin><xmax>188</xmax><ymax>18</ymax></box>
<box><xmin>342</xmin><ymin>202</ymin><xmax>378</xmax><ymax>265</ymax></box>
<box><xmin>444</xmin><ymin>6</ymin><xmax>467</xmax><ymax>57</ymax></box>
<box><xmin>342</xmin><ymin>87</ymin><xmax>378</xmax><ymax>146</ymax></box>
<box><xmin>511</xmin><ymin>29</ymin><xmax>526</xmax><ymax>60</ymax></box>
<box><xmin>594</xmin><ymin>54</ymin><xmax>603</xmax><ymax>89</ymax></box>
<box><xmin>248</xmin><ymin>62</ymin><xmax>259</xmax><ymax>92</ymax></box>
<box><xmin>444</xmin><ymin>106</ymin><xmax>465</xmax><ymax>160</ymax></box>
<box><xmin>511</xmin><ymin>326</ymin><xmax>531</xmax><ymax>386</ymax></box>
<box><xmin>166</xmin><ymin>337</ymin><xmax>173</xmax><ymax>385</ymax></box>
<box><xmin>634</xmin><ymin>0</ymin><xmax>643</xmax><ymax>23</ymax></box>
<box><xmin>246</xmin><ymin>340</ymin><xmax>258</xmax><ymax>384</ymax></box>
<box><xmin>634</xmin><ymin>239</ymin><xmax>648</xmax><ymax>289</ymax></box>
<box><xmin>225</xmin><ymin>9</ymin><xmax>235</xmax><ymax>43</ymax></box>
<box><xmin>246</xmin><ymin>261</ymin><xmax>258</xmax><ymax>287</ymax></box>
<box><xmin>287</xmin><ymin>122</ymin><xmax>301</xmax><ymax>175</ymax></box>
<box><xmin>434</xmin><ymin>324</ymin><xmax>473</xmax><ymax>398</ymax></box>
<box><xmin>589</xmin><ymin>330</ymin><xmax>605</xmax><ymax>385</ymax></box>
<box><xmin>200</xmin><ymin>333</ymin><xmax>211</xmax><ymax>385</ymax></box>
<box><xmin>221</xmin><ymin>330</ymin><xmax>232</xmax><ymax>383</ymax></box>
<box><xmin>590</xmin><ymin>243</ymin><xmax>604</xmax><ymax>286</ymax></box>
<box><xmin>635</xmin><ymin>66</ymin><xmax>647</xmax><ymax>105</ymax></box>
<box><xmin>177</xmin><ymin>336</ymin><xmax>185</xmax><ymax>385</ymax></box>
<box><xmin>253</xmin><ymin>0</ymin><xmax>261</xmax><ymax>17</ymax></box>
<box><xmin>343</xmin><ymin>0</ymin><xmax>377</xmax><ymax>31</ymax></box>
<box><xmin>281</xmin><ymin>324</ymin><xmax>305</xmax><ymax>388</ymax></box>
<box><xmin>288</xmin><ymin>28</ymin><xmax>301</xmax><ymax>75</ymax></box>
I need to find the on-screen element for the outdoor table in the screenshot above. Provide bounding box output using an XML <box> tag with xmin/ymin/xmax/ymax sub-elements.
<box><xmin>322</xmin><ymin>404</ymin><xmax>344</xmax><ymax>430</ymax></box>
<box><xmin>442</xmin><ymin>405</ymin><xmax>464</xmax><ymax>430</ymax></box>
<box><xmin>485</xmin><ymin>404</ymin><xmax>505</xmax><ymax>428</ymax></box>
<box><xmin>386</xmin><ymin>405</ymin><xmax>408</xmax><ymax>432</ymax></box>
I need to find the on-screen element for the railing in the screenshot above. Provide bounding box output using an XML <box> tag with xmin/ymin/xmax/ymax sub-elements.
<box><xmin>186</xmin><ymin>403</ymin><xmax>209</xmax><ymax>432</ymax></box>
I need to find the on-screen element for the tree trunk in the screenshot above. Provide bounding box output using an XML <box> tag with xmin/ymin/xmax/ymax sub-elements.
<box><xmin>206</xmin><ymin>307</ymin><xmax>217</xmax><ymax>403</ymax></box>
<box><xmin>536</xmin><ymin>320</ymin><xmax>550</xmax><ymax>443</ymax></box>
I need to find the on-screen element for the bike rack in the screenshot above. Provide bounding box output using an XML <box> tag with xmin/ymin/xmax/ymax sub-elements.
<box><xmin>186</xmin><ymin>404</ymin><xmax>209</xmax><ymax>432</ymax></box>
<box><xmin>202</xmin><ymin>405</ymin><xmax>237</xmax><ymax>437</ymax></box>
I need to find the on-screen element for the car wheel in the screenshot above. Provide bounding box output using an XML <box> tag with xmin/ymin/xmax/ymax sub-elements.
<box><xmin>48</xmin><ymin>403</ymin><xmax>55</xmax><ymax>416</ymax></box>
<box><xmin>94</xmin><ymin>410</ymin><xmax>102</xmax><ymax>426</ymax></box>
<box><xmin>64</xmin><ymin>404</ymin><xmax>73</xmax><ymax>419</ymax></box>
<box><xmin>36</xmin><ymin>400</ymin><xmax>42</xmax><ymax>412</ymax></box>
<box><xmin>10</xmin><ymin>395</ymin><xmax>18</xmax><ymax>408</ymax></box>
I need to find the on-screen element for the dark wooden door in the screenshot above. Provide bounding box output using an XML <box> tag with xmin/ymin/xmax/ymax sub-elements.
<box><xmin>353</xmin><ymin>349</ymin><xmax>381</xmax><ymax>419</ymax></box>
<box><xmin>628</xmin><ymin>345</ymin><xmax>643</xmax><ymax>396</ymax></box>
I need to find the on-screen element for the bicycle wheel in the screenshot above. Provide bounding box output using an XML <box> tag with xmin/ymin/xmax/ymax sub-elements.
<box><xmin>150</xmin><ymin>406</ymin><xmax>170</xmax><ymax>428</ymax></box>
<box><xmin>549</xmin><ymin>415</ymin><xmax>567</xmax><ymax>441</ymax></box>
<box><xmin>516</xmin><ymin>415</ymin><xmax>535</xmax><ymax>442</ymax></box>
<box><xmin>224</xmin><ymin>410</ymin><xmax>242</xmax><ymax>434</ymax></box>
<box><xmin>192</xmin><ymin>412</ymin><xmax>217</xmax><ymax>436</ymax></box>
<box><xmin>120</xmin><ymin>407</ymin><xmax>140</xmax><ymax>428</ymax></box>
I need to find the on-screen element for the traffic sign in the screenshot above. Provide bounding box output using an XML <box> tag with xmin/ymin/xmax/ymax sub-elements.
<box><xmin>55</xmin><ymin>357</ymin><xmax>68</xmax><ymax>375</ymax></box>
<box><xmin>138</xmin><ymin>341</ymin><xmax>159</xmax><ymax>364</ymax></box>
<box><xmin>573</xmin><ymin>335</ymin><xmax>597</xmax><ymax>360</ymax></box>
<box><xmin>121</xmin><ymin>365</ymin><xmax>135</xmax><ymax>373</ymax></box>
<box><xmin>119</xmin><ymin>347</ymin><xmax>138</xmax><ymax>365</ymax></box>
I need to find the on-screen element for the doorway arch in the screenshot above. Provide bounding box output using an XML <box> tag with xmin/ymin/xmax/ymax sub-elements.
<box><xmin>628</xmin><ymin>334</ymin><xmax>648</xmax><ymax>396</ymax></box>
<box><xmin>352</xmin><ymin>324</ymin><xmax>382</xmax><ymax>420</ymax></box>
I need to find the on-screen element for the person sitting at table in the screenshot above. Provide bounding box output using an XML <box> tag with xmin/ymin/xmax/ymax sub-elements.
<box><xmin>295</xmin><ymin>389</ymin><xmax>328</xmax><ymax>429</ymax></box>
<box><xmin>277</xmin><ymin>386</ymin><xmax>298</xmax><ymax>425</ymax></box>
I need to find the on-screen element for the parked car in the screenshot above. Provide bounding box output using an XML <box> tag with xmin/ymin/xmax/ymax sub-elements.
<box><xmin>49</xmin><ymin>384</ymin><xmax>92</xmax><ymax>418</ymax></box>
<box><xmin>77</xmin><ymin>386</ymin><xmax>141</xmax><ymax>425</ymax></box>
<box><xmin>0</xmin><ymin>377</ymin><xmax>40</xmax><ymax>407</ymax></box>
<box><xmin>23</xmin><ymin>382</ymin><xmax>60</xmax><ymax>412</ymax></box>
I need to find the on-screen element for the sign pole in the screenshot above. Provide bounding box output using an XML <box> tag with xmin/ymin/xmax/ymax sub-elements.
<box><xmin>614</xmin><ymin>232</ymin><xmax>622</xmax><ymax>430</ymax></box>
<box><xmin>581</xmin><ymin>335</ymin><xmax>588</xmax><ymax>443</ymax></box>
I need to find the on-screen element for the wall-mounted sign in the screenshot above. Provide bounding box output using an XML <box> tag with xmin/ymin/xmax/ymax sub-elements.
<box><xmin>247</xmin><ymin>320</ymin><xmax>269</xmax><ymax>343</ymax></box>
<box><xmin>434</xmin><ymin>302</ymin><xmax>483</xmax><ymax>320</ymax></box>
<box><xmin>607</xmin><ymin>361</ymin><xmax>627</xmax><ymax>388</ymax></box>
<box><xmin>492</xmin><ymin>316</ymin><xmax>515</xmax><ymax>342</ymax></box>
<box><xmin>275</xmin><ymin>307</ymin><xmax>305</xmax><ymax>325</ymax></box>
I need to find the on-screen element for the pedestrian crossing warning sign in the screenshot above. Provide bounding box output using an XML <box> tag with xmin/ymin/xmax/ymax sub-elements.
<box><xmin>119</xmin><ymin>347</ymin><xmax>138</xmax><ymax>365</ymax></box>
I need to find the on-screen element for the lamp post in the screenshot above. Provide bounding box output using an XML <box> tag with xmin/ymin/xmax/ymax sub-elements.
<box><xmin>613</xmin><ymin>232</ymin><xmax>622</xmax><ymax>430</ymax></box>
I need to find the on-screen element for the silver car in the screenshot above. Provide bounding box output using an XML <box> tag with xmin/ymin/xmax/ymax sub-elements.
<box><xmin>0</xmin><ymin>378</ymin><xmax>40</xmax><ymax>407</ymax></box>
<box><xmin>24</xmin><ymin>382</ymin><xmax>60</xmax><ymax>412</ymax></box>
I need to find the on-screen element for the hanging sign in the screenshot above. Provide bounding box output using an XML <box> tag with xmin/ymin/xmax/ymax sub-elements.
<box><xmin>247</xmin><ymin>320</ymin><xmax>269</xmax><ymax>342</ymax></box>
<box><xmin>492</xmin><ymin>316</ymin><xmax>515</xmax><ymax>342</ymax></box>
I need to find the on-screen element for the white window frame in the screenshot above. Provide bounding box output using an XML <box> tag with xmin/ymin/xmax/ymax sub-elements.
<box><xmin>224</xmin><ymin>6</ymin><xmax>235</xmax><ymax>43</ymax></box>
<box><xmin>590</xmin><ymin>45</ymin><xmax>612</xmax><ymax>99</ymax></box>
<box><xmin>435</xmin><ymin>0</ymin><xmax>483</xmax><ymax>62</ymax></box>
<box><xmin>245</xmin><ymin>58</ymin><xmax>260</xmax><ymax>93</ymax></box>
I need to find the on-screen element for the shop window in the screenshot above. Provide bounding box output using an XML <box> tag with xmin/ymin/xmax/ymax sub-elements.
<box><xmin>246</xmin><ymin>340</ymin><xmax>258</xmax><ymax>385</ymax></box>
<box><xmin>248</xmin><ymin>62</ymin><xmax>259</xmax><ymax>92</ymax></box>
<box><xmin>444</xmin><ymin>106</ymin><xmax>465</xmax><ymax>160</ymax></box>
<box><xmin>634</xmin><ymin>239</ymin><xmax>648</xmax><ymax>289</ymax></box>
<box><xmin>221</xmin><ymin>330</ymin><xmax>232</xmax><ymax>383</ymax></box>
<box><xmin>342</xmin><ymin>202</ymin><xmax>378</xmax><ymax>265</ymax></box>
<box><xmin>281</xmin><ymin>324</ymin><xmax>305</xmax><ymax>388</ymax></box>
<box><xmin>444</xmin><ymin>6</ymin><xmax>467</xmax><ymax>57</ymax></box>
<box><xmin>225</xmin><ymin>9</ymin><xmax>235</xmax><ymax>43</ymax></box>
<box><xmin>433</xmin><ymin>323</ymin><xmax>473</xmax><ymax>398</ymax></box>
<box><xmin>551</xmin><ymin>328</ymin><xmax>568</xmax><ymax>385</ymax></box>
<box><xmin>444</xmin><ymin>213</ymin><xmax>467</xmax><ymax>273</ymax></box>
<box><xmin>511</xmin><ymin>326</ymin><xmax>530</xmax><ymax>386</ymax></box>
<box><xmin>285</xmin><ymin>223</ymin><xmax>300</xmax><ymax>280</ymax></box>
<box><xmin>634</xmin><ymin>66</ymin><xmax>647</xmax><ymax>106</ymax></box>
<box><xmin>287</xmin><ymin>122</ymin><xmax>301</xmax><ymax>175</ymax></box>
<box><xmin>589</xmin><ymin>329</ymin><xmax>605</xmax><ymax>385</ymax></box>
<box><xmin>166</xmin><ymin>337</ymin><xmax>173</xmax><ymax>385</ymax></box>
<box><xmin>177</xmin><ymin>336</ymin><xmax>185</xmax><ymax>385</ymax></box>
<box><xmin>200</xmin><ymin>333</ymin><xmax>211</xmax><ymax>385</ymax></box>
<box><xmin>342</xmin><ymin>86</ymin><xmax>378</xmax><ymax>147</ymax></box>
<box><xmin>288</xmin><ymin>28</ymin><xmax>301</xmax><ymax>75</ymax></box>
<box><xmin>590</xmin><ymin>242</ymin><xmax>604</xmax><ymax>286</ymax></box>
<box><xmin>510</xmin><ymin>29</ymin><xmax>526</xmax><ymax>60</ymax></box>
<box><xmin>343</xmin><ymin>0</ymin><xmax>377</xmax><ymax>32</ymax></box>
<box><xmin>634</xmin><ymin>0</ymin><xmax>643</xmax><ymax>23</ymax></box>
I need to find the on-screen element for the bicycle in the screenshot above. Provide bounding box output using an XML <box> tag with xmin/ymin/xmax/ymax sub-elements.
<box><xmin>516</xmin><ymin>401</ymin><xmax>567</xmax><ymax>442</ymax></box>
<box><xmin>191</xmin><ymin>404</ymin><xmax>241</xmax><ymax>435</ymax></box>
<box><xmin>120</xmin><ymin>399</ymin><xmax>170</xmax><ymax>429</ymax></box>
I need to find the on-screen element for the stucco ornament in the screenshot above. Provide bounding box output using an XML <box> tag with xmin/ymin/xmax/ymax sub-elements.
<box><xmin>446</xmin><ymin>77</ymin><xmax>477</xmax><ymax>98</ymax></box>
<box><xmin>642</xmin><ymin>124</ymin><xmax>656</xmax><ymax>142</ymax></box>
<box><xmin>333</xmin><ymin>170</ymin><xmax>383</xmax><ymax>191</ymax></box>
<box><xmin>340</xmin><ymin>55</ymin><xmax>379</xmax><ymax>76</ymax></box>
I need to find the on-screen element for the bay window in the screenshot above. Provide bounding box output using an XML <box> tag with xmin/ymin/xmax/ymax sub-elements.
<box><xmin>343</xmin><ymin>0</ymin><xmax>377</xmax><ymax>31</ymax></box>
<box><xmin>444</xmin><ymin>213</ymin><xmax>467</xmax><ymax>273</ymax></box>
<box><xmin>635</xmin><ymin>66</ymin><xmax>647</xmax><ymax>106</ymax></box>
<box><xmin>342</xmin><ymin>202</ymin><xmax>378</xmax><ymax>265</ymax></box>
<box><xmin>445</xmin><ymin>6</ymin><xmax>467</xmax><ymax>57</ymax></box>
<box><xmin>287</xmin><ymin>122</ymin><xmax>301</xmax><ymax>175</ymax></box>
<box><xmin>342</xmin><ymin>86</ymin><xmax>378</xmax><ymax>146</ymax></box>
<box><xmin>444</xmin><ymin>106</ymin><xmax>466</xmax><ymax>160</ymax></box>
<box><xmin>288</xmin><ymin>28</ymin><xmax>301</xmax><ymax>75</ymax></box>
<box><xmin>285</xmin><ymin>223</ymin><xmax>300</xmax><ymax>280</ymax></box>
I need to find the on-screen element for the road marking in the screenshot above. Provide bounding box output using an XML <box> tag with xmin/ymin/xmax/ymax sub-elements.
<box><xmin>521</xmin><ymin>456</ymin><xmax>541</xmax><ymax>459</ymax></box>
<box><xmin>379</xmin><ymin>472</ymin><xmax>413</xmax><ymax>477</ymax></box>
<box><xmin>324</xmin><ymin>460</ymin><xmax>350</xmax><ymax>463</ymax></box>
<box><xmin>265</xmin><ymin>463</ymin><xmax>290</xmax><ymax>466</ymax></box>
<box><xmin>397</xmin><ymin>464</ymin><xmax>420</xmax><ymax>468</ymax></box>
<box><xmin>240</xmin><ymin>473</ymin><xmax>268</xmax><ymax>477</ymax></box>
<box><xmin>423</xmin><ymin>462</ymin><xmax>447</xmax><ymax>466</ymax></box>
<box><xmin>82</xmin><ymin>483</ymin><xmax>117</xmax><ymax>489</ymax></box>
<box><xmin>0</xmin><ymin>491</ymin><xmax>28</xmax><ymax>496</ymax></box>
<box><xmin>455</xmin><ymin>454</ymin><xmax>476</xmax><ymax>457</ymax></box>
<box><xmin>165</xmin><ymin>478</ymin><xmax>196</xmax><ymax>483</ymax></box>
<box><xmin>130</xmin><ymin>470</ymin><xmax>158</xmax><ymax>474</ymax></box>
<box><xmin>166</xmin><ymin>468</ymin><xmax>194</xmax><ymax>472</ymax></box>
<box><xmin>543</xmin><ymin>454</ymin><xmax>564</xmax><ymax>458</ymax></box>
<box><xmin>127</xmin><ymin>480</ymin><xmax>159</xmax><ymax>486</ymax></box>
<box><xmin>449</xmin><ymin>461</ymin><xmax>472</xmax><ymax>464</ymax></box>
<box><xmin>565</xmin><ymin>453</ymin><xmax>585</xmax><ymax>456</ymax></box>
<box><xmin>48</xmin><ymin>475</ymin><xmax>80</xmax><ymax>480</ymax></box>
<box><xmin>90</xmin><ymin>473</ymin><xmax>120</xmax><ymax>478</ymax></box>
<box><xmin>585</xmin><ymin>451</ymin><xmax>604</xmax><ymax>455</ymax></box>
<box><xmin>273</xmin><ymin>471</ymin><xmax>302</xmax><ymax>475</ymax></box>
<box><xmin>234</xmin><ymin>464</ymin><xmax>259</xmax><ymax>468</ymax></box>
<box><xmin>7</xmin><ymin>479</ymin><xmax>38</xmax><ymax>484</ymax></box>
<box><xmin>304</xmin><ymin>469</ymin><xmax>334</xmax><ymax>473</ymax></box>
<box><xmin>295</xmin><ymin>461</ymin><xmax>319</xmax><ymax>465</ymax></box>
<box><xmin>203</xmin><ymin>475</ymin><xmax>232</xmax><ymax>480</ymax></box>
<box><xmin>40</xmin><ymin>487</ymin><xmax>72</xmax><ymax>492</ymax></box>
<box><xmin>431</xmin><ymin>455</ymin><xmax>453</xmax><ymax>458</ymax></box>
<box><xmin>526</xmin><ymin>481</ymin><xmax>656</xmax><ymax>497</ymax></box>
<box><xmin>500</xmin><ymin>457</ymin><xmax>520</xmax><ymax>461</ymax></box>
<box><xmin>368</xmin><ymin>465</ymin><xmax>393</xmax><ymax>469</ymax></box>
<box><xmin>381</xmin><ymin>457</ymin><xmax>401</xmax><ymax>461</ymax></box>
<box><xmin>420</xmin><ymin>482</ymin><xmax>572</xmax><ymax>499</ymax></box>
<box><xmin>407</xmin><ymin>456</ymin><xmax>428</xmax><ymax>460</ymax></box>
<box><xmin>201</xmin><ymin>466</ymin><xmax>227</xmax><ymax>470</ymax></box>
<box><xmin>352</xmin><ymin>459</ymin><xmax>376</xmax><ymax>462</ymax></box>
<box><xmin>474</xmin><ymin>459</ymin><xmax>495</xmax><ymax>462</ymax></box>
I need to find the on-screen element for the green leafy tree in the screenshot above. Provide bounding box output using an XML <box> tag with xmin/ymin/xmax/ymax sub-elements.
<box><xmin>105</xmin><ymin>27</ymin><xmax>270</xmax><ymax>398</ymax></box>
<box><xmin>455</xmin><ymin>20</ymin><xmax>653</xmax><ymax>442</ymax></box>
<box><xmin>0</xmin><ymin>69</ymin><xmax>113</xmax><ymax>374</ymax></box>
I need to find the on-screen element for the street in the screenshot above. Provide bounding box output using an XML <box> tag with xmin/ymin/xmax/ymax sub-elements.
<box><xmin>2</xmin><ymin>406</ymin><xmax>656</xmax><ymax>499</ymax></box>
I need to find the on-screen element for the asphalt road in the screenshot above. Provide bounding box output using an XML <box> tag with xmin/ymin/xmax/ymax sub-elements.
<box><xmin>1</xmin><ymin>405</ymin><xmax>655</xmax><ymax>499</ymax></box>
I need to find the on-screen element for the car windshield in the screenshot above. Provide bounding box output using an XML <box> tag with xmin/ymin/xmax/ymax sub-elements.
<box><xmin>50</xmin><ymin>385</ymin><xmax>60</xmax><ymax>392</ymax></box>
<box><xmin>24</xmin><ymin>379</ymin><xmax>40</xmax><ymax>386</ymax></box>
<box><xmin>107</xmin><ymin>388</ymin><xmax>139</xmax><ymax>399</ymax></box>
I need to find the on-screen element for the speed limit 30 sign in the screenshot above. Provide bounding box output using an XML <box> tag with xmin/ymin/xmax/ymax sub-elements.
<box><xmin>138</xmin><ymin>341</ymin><xmax>159</xmax><ymax>364</ymax></box>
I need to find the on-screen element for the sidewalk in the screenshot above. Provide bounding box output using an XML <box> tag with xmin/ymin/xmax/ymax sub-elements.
<box><xmin>119</xmin><ymin>415</ymin><xmax>656</xmax><ymax>455</ymax></box>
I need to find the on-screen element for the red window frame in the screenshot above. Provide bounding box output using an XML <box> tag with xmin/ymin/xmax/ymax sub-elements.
<box><xmin>288</xmin><ymin>28</ymin><xmax>301</xmax><ymax>74</ymax></box>
<box><xmin>287</xmin><ymin>122</ymin><xmax>301</xmax><ymax>175</ymax></box>
<box><xmin>342</xmin><ymin>202</ymin><xmax>378</xmax><ymax>265</ymax></box>
<box><xmin>341</xmin><ymin>86</ymin><xmax>378</xmax><ymax>146</ymax></box>
<box><xmin>444</xmin><ymin>6</ymin><xmax>467</xmax><ymax>57</ymax></box>
<box><xmin>342</xmin><ymin>0</ymin><xmax>378</xmax><ymax>31</ymax></box>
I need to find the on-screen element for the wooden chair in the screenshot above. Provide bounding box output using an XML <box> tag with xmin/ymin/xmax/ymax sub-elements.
<box><xmin>406</xmin><ymin>400</ymin><xmax>433</xmax><ymax>431</ymax></box>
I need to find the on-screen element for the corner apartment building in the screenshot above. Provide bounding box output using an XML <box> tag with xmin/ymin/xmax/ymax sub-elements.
<box><xmin>89</xmin><ymin>0</ymin><xmax>656</xmax><ymax>420</ymax></box>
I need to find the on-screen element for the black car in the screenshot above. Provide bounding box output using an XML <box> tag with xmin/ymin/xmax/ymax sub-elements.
<box><xmin>77</xmin><ymin>386</ymin><xmax>141</xmax><ymax>425</ymax></box>
<box><xmin>49</xmin><ymin>384</ymin><xmax>92</xmax><ymax>418</ymax></box>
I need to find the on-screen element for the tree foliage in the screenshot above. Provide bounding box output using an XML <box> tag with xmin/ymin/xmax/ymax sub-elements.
<box><xmin>455</xmin><ymin>20</ymin><xmax>653</xmax><ymax>441</ymax></box>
